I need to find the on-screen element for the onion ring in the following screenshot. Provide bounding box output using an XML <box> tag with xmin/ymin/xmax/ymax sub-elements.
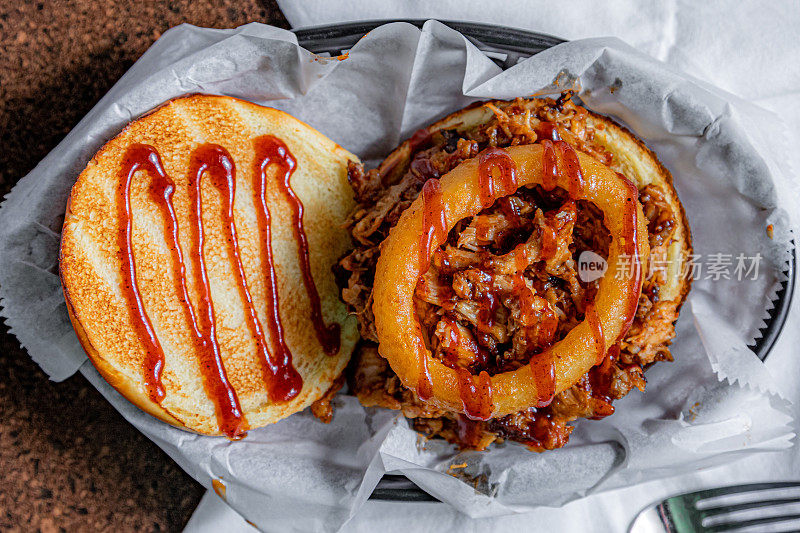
<box><xmin>372</xmin><ymin>143</ymin><xmax>650</xmax><ymax>417</ymax></box>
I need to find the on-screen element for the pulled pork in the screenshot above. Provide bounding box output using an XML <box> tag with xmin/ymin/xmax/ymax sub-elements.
<box><xmin>340</xmin><ymin>95</ymin><xmax>679</xmax><ymax>451</ymax></box>
<box><xmin>309</xmin><ymin>374</ymin><xmax>346</xmax><ymax>424</ymax></box>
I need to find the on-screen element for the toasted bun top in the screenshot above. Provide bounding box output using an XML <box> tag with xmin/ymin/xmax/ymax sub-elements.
<box><xmin>60</xmin><ymin>94</ymin><xmax>360</xmax><ymax>436</ymax></box>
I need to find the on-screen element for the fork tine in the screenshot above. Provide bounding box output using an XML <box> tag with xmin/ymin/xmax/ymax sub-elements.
<box><xmin>707</xmin><ymin>512</ymin><xmax>800</xmax><ymax>532</ymax></box>
<box><xmin>700</xmin><ymin>497</ymin><xmax>800</xmax><ymax>518</ymax></box>
<box><xmin>631</xmin><ymin>483</ymin><xmax>800</xmax><ymax>533</ymax></box>
<box><xmin>686</xmin><ymin>482</ymin><xmax>800</xmax><ymax>504</ymax></box>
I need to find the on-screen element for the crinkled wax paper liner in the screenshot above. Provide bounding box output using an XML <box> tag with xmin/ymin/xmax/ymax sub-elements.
<box><xmin>0</xmin><ymin>21</ymin><xmax>796</xmax><ymax>529</ymax></box>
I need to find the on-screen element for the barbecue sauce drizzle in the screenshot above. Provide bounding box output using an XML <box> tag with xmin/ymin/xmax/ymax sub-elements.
<box><xmin>119</xmin><ymin>145</ymin><xmax>172</xmax><ymax>405</ymax></box>
<box><xmin>118</xmin><ymin>137</ymin><xmax>342</xmax><ymax>438</ymax></box>
<box><xmin>541</xmin><ymin>140</ymin><xmax>559</xmax><ymax>191</ymax></box>
<box><xmin>254</xmin><ymin>135</ymin><xmax>340</xmax><ymax>357</ymax></box>
<box><xmin>512</xmin><ymin>246</ymin><xmax>558</xmax><ymax>408</ymax></box>
<box><xmin>557</xmin><ymin>141</ymin><xmax>585</xmax><ymax>198</ymax></box>
<box><xmin>477</xmin><ymin>147</ymin><xmax>518</xmax><ymax>208</ymax></box>
<box><xmin>585</xmin><ymin>303</ymin><xmax>605</xmax><ymax>365</ymax></box>
<box><xmin>616</xmin><ymin>172</ymin><xmax>643</xmax><ymax>336</ymax></box>
<box><xmin>588</xmin><ymin>343</ymin><xmax>620</xmax><ymax>419</ymax></box>
<box><xmin>188</xmin><ymin>144</ymin><xmax>260</xmax><ymax>437</ymax></box>
<box><xmin>416</xmin><ymin>178</ymin><xmax>445</xmax><ymax>400</ymax></box>
<box><xmin>419</xmin><ymin>178</ymin><xmax>447</xmax><ymax>272</ymax></box>
<box><xmin>540</xmin><ymin>224</ymin><xmax>558</xmax><ymax>260</ymax></box>
<box><xmin>535</xmin><ymin>121</ymin><xmax>561</xmax><ymax>142</ymax></box>
<box><xmin>582</xmin><ymin>171</ymin><xmax>644</xmax><ymax>416</ymax></box>
<box><xmin>120</xmin><ymin>144</ymin><xmax>247</xmax><ymax>438</ymax></box>
<box><xmin>457</xmin><ymin>368</ymin><xmax>494</xmax><ymax>421</ymax></box>
<box><xmin>530</xmin><ymin>352</ymin><xmax>557</xmax><ymax>408</ymax></box>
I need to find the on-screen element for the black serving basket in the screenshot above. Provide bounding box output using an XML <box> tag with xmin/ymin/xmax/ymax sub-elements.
<box><xmin>294</xmin><ymin>19</ymin><xmax>797</xmax><ymax>502</ymax></box>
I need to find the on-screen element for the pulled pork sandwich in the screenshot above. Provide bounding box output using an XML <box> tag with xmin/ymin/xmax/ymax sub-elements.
<box><xmin>338</xmin><ymin>93</ymin><xmax>691</xmax><ymax>451</ymax></box>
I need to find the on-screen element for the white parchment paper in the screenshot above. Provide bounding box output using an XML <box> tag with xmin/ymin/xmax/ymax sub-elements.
<box><xmin>0</xmin><ymin>21</ymin><xmax>796</xmax><ymax>532</ymax></box>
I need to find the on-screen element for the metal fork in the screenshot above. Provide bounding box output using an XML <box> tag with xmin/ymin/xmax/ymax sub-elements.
<box><xmin>629</xmin><ymin>482</ymin><xmax>800</xmax><ymax>532</ymax></box>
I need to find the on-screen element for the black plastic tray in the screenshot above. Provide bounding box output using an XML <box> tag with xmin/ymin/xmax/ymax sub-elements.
<box><xmin>295</xmin><ymin>19</ymin><xmax>565</xmax><ymax>69</ymax></box>
<box><xmin>293</xmin><ymin>19</ymin><xmax>796</xmax><ymax>503</ymax></box>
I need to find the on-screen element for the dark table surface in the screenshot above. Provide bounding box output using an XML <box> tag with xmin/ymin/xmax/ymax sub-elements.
<box><xmin>0</xmin><ymin>1</ymin><xmax>288</xmax><ymax>530</ymax></box>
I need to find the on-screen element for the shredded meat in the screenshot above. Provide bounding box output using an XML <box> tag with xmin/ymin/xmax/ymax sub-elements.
<box><xmin>340</xmin><ymin>94</ymin><xmax>679</xmax><ymax>451</ymax></box>
<box><xmin>349</xmin><ymin>344</ymin><xmax>446</xmax><ymax>419</ymax></box>
<box><xmin>414</xmin><ymin>191</ymin><xmax>585</xmax><ymax>374</ymax></box>
<box><xmin>309</xmin><ymin>374</ymin><xmax>346</xmax><ymax>424</ymax></box>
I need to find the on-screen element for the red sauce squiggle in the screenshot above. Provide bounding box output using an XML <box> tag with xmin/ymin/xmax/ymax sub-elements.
<box><xmin>526</xmin><ymin>140</ymin><xmax>587</xmax><ymax>407</ymax></box>
<box><xmin>616</xmin><ymin>173</ymin><xmax>643</xmax><ymax>340</ymax></box>
<box><xmin>541</xmin><ymin>140</ymin><xmax>558</xmax><ymax>191</ymax></box>
<box><xmin>530</xmin><ymin>351</ymin><xmax>556</xmax><ymax>408</ymax></box>
<box><xmin>188</xmin><ymin>144</ymin><xmax>255</xmax><ymax>437</ymax></box>
<box><xmin>456</xmin><ymin>368</ymin><xmax>494</xmax><ymax>421</ymax></box>
<box><xmin>244</xmin><ymin>142</ymin><xmax>306</xmax><ymax>404</ymax></box>
<box><xmin>456</xmin><ymin>415</ymin><xmax>483</xmax><ymax>448</ymax></box>
<box><xmin>122</xmin><ymin>138</ymin><xmax>345</xmax><ymax>437</ymax></box>
<box><xmin>416</xmin><ymin>336</ymin><xmax>434</xmax><ymax>401</ymax></box>
<box><xmin>581</xmin><ymin>166</ymin><xmax>641</xmax><ymax>417</ymax></box>
<box><xmin>120</xmin><ymin>144</ymin><xmax>248</xmax><ymax>438</ymax></box>
<box><xmin>419</xmin><ymin>178</ymin><xmax>446</xmax><ymax>273</ymax></box>
<box><xmin>514</xmin><ymin>243</ymin><xmax>557</xmax><ymax>404</ymax></box>
<box><xmin>254</xmin><ymin>135</ymin><xmax>340</xmax><ymax>357</ymax></box>
<box><xmin>530</xmin><ymin>140</ymin><xmax>562</xmax><ymax>406</ymax></box>
<box><xmin>416</xmin><ymin>177</ymin><xmax>446</xmax><ymax>402</ymax></box>
<box><xmin>535</xmin><ymin>121</ymin><xmax>561</xmax><ymax>142</ymax></box>
<box><xmin>586</xmin><ymin>174</ymin><xmax>642</xmax><ymax>419</ymax></box>
<box><xmin>556</xmin><ymin>140</ymin><xmax>585</xmax><ymax>199</ymax></box>
<box><xmin>142</xmin><ymin>149</ymin><xmax>236</xmax><ymax>430</ymax></box>
<box><xmin>537</xmin><ymin>305</ymin><xmax>559</xmax><ymax>349</ymax></box>
<box><xmin>541</xmin><ymin>140</ymin><xmax>585</xmax><ymax>197</ymax></box>
<box><xmin>511</xmin><ymin>244</ymin><xmax>529</xmax><ymax>296</ymax></box>
<box><xmin>540</xmin><ymin>224</ymin><xmax>558</xmax><ymax>260</ymax></box>
<box><xmin>588</xmin><ymin>343</ymin><xmax>620</xmax><ymax>419</ymax></box>
<box><xmin>477</xmin><ymin>147</ymin><xmax>517</xmax><ymax>208</ymax></box>
<box><xmin>585</xmin><ymin>303</ymin><xmax>605</xmax><ymax>365</ymax></box>
<box><xmin>118</xmin><ymin>144</ymin><xmax>171</xmax><ymax>404</ymax></box>
<box><xmin>532</xmin><ymin>137</ymin><xmax>644</xmax><ymax>410</ymax></box>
